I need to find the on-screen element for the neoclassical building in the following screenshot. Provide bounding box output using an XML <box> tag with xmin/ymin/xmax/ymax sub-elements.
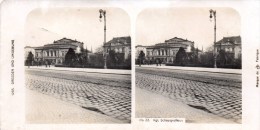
<box><xmin>215</xmin><ymin>36</ymin><xmax>241</xmax><ymax>59</ymax></box>
<box><xmin>104</xmin><ymin>36</ymin><xmax>131</xmax><ymax>60</ymax></box>
<box><xmin>33</xmin><ymin>38</ymin><xmax>84</xmax><ymax>64</ymax></box>
<box><xmin>145</xmin><ymin>37</ymin><xmax>195</xmax><ymax>63</ymax></box>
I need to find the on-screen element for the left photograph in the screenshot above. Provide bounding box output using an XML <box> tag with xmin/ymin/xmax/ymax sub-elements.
<box><xmin>24</xmin><ymin>8</ymin><xmax>131</xmax><ymax>124</ymax></box>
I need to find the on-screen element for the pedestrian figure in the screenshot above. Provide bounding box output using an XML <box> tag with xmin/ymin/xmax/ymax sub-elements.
<box><xmin>45</xmin><ymin>60</ymin><xmax>48</xmax><ymax>68</ymax></box>
<box><xmin>48</xmin><ymin>60</ymin><xmax>51</xmax><ymax>67</ymax></box>
<box><xmin>159</xmin><ymin>59</ymin><xmax>161</xmax><ymax>66</ymax></box>
<box><xmin>156</xmin><ymin>59</ymin><xmax>159</xmax><ymax>66</ymax></box>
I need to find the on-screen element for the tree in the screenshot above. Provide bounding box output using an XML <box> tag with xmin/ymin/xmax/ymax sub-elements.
<box><xmin>138</xmin><ymin>51</ymin><xmax>145</xmax><ymax>66</ymax></box>
<box><xmin>82</xmin><ymin>48</ymin><xmax>89</xmax><ymax>66</ymax></box>
<box><xmin>26</xmin><ymin>51</ymin><xmax>34</xmax><ymax>68</ymax></box>
<box><xmin>217</xmin><ymin>50</ymin><xmax>227</xmax><ymax>66</ymax></box>
<box><xmin>65</xmin><ymin>48</ymin><xmax>77</xmax><ymax>66</ymax></box>
<box><xmin>175</xmin><ymin>47</ymin><xmax>187</xmax><ymax>66</ymax></box>
<box><xmin>125</xmin><ymin>53</ymin><xmax>131</xmax><ymax>68</ymax></box>
<box><xmin>89</xmin><ymin>54</ymin><xmax>104</xmax><ymax>68</ymax></box>
<box><xmin>95</xmin><ymin>46</ymin><xmax>104</xmax><ymax>54</ymax></box>
<box><xmin>206</xmin><ymin>46</ymin><xmax>214</xmax><ymax>52</ymax></box>
<box><xmin>200</xmin><ymin>52</ymin><xmax>214</xmax><ymax>66</ymax></box>
<box><xmin>107</xmin><ymin>50</ymin><xmax>117</xmax><ymax>67</ymax></box>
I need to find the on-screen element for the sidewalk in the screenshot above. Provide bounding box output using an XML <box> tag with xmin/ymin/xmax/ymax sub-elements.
<box><xmin>136</xmin><ymin>65</ymin><xmax>241</xmax><ymax>74</ymax></box>
<box><xmin>135</xmin><ymin>87</ymin><xmax>237</xmax><ymax>123</ymax></box>
<box><xmin>26</xmin><ymin>89</ymin><xmax>126</xmax><ymax>124</ymax></box>
<box><xmin>26</xmin><ymin>66</ymin><xmax>131</xmax><ymax>75</ymax></box>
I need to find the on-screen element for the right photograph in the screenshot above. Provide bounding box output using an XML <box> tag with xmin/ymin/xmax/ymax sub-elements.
<box><xmin>135</xmin><ymin>8</ymin><xmax>241</xmax><ymax>123</ymax></box>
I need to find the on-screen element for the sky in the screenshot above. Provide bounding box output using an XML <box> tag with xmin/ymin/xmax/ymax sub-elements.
<box><xmin>25</xmin><ymin>7</ymin><xmax>240</xmax><ymax>52</ymax></box>
<box><xmin>25</xmin><ymin>7</ymin><xmax>130</xmax><ymax>52</ymax></box>
<box><xmin>136</xmin><ymin>8</ymin><xmax>241</xmax><ymax>50</ymax></box>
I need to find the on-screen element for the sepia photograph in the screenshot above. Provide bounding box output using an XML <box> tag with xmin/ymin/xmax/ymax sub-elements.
<box><xmin>1</xmin><ymin>0</ymin><xmax>260</xmax><ymax>130</ymax></box>
<box><xmin>24</xmin><ymin>7</ymin><xmax>131</xmax><ymax>124</ymax></box>
<box><xmin>135</xmin><ymin>8</ymin><xmax>242</xmax><ymax>123</ymax></box>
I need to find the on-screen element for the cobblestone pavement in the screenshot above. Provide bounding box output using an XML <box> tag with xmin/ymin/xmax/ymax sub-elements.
<box><xmin>136</xmin><ymin>67</ymin><xmax>241</xmax><ymax>123</ymax></box>
<box><xmin>25</xmin><ymin>69</ymin><xmax>131</xmax><ymax>122</ymax></box>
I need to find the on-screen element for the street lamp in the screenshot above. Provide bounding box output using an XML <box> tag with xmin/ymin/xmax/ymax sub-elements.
<box><xmin>99</xmin><ymin>9</ymin><xmax>107</xmax><ymax>69</ymax></box>
<box><xmin>209</xmin><ymin>9</ymin><xmax>217</xmax><ymax>68</ymax></box>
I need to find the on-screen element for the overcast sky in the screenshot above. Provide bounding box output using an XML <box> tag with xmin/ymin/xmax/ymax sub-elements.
<box><xmin>25</xmin><ymin>7</ymin><xmax>240</xmax><ymax>52</ymax></box>
<box><xmin>25</xmin><ymin>8</ymin><xmax>130</xmax><ymax>52</ymax></box>
<box><xmin>136</xmin><ymin>8</ymin><xmax>241</xmax><ymax>50</ymax></box>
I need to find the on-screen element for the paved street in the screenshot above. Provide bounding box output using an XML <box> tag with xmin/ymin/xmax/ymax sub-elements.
<box><xmin>136</xmin><ymin>66</ymin><xmax>241</xmax><ymax>123</ymax></box>
<box><xmin>25</xmin><ymin>68</ymin><xmax>131</xmax><ymax>123</ymax></box>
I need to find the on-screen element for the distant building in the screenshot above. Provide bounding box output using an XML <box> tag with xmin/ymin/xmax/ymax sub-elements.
<box><xmin>31</xmin><ymin>38</ymin><xmax>84</xmax><ymax>64</ymax></box>
<box><xmin>145</xmin><ymin>37</ymin><xmax>195</xmax><ymax>63</ymax></box>
<box><xmin>104</xmin><ymin>36</ymin><xmax>131</xmax><ymax>60</ymax></box>
<box><xmin>215</xmin><ymin>36</ymin><xmax>241</xmax><ymax>59</ymax></box>
<box><xmin>135</xmin><ymin>45</ymin><xmax>147</xmax><ymax>59</ymax></box>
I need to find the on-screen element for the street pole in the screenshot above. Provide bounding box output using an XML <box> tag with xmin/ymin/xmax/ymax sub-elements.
<box><xmin>99</xmin><ymin>9</ymin><xmax>107</xmax><ymax>69</ymax></box>
<box><xmin>210</xmin><ymin>9</ymin><xmax>217</xmax><ymax>68</ymax></box>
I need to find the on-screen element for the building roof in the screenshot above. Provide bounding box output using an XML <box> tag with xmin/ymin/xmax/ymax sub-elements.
<box><xmin>31</xmin><ymin>37</ymin><xmax>85</xmax><ymax>50</ymax></box>
<box><xmin>24</xmin><ymin>46</ymin><xmax>35</xmax><ymax>49</ymax></box>
<box><xmin>216</xmin><ymin>36</ymin><xmax>241</xmax><ymax>45</ymax></box>
<box><xmin>165</xmin><ymin>37</ymin><xmax>194</xmax><ymax>43</ymax></box>
<box><xmin>135</xmin><ymin>45</ymin><xmax>147</xmax><ymax>48</ymax></box>
<box><xmin>146</xmin><ymin>42</ymin><xmax>190</xmax><ymax>49</ymax></box>
<box><xmin>47</xmin><ymin>44</ymin><xmax>77</xmax><ymax>49</ymax></box>
<box><xmin>53</xmin><ymin>37</ymin><xmax>83</xmax><ymax>44</ymax></box>
<box><xmin>144</xmin><ymin>37</ymin><xmax>195</xmax><ymax>49</ymax></box>
<box><xmin>104</xmin><ymin>36</ymin><xmax>131</xmax><ymax>46</ymax></box>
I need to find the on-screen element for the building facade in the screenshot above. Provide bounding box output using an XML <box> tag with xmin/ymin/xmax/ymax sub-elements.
<box><xmin>104</xmin><ymin>36</ymin><xmax>131</xmax><ymax>60</ymax></box>
<box><xmin>32</xmin><ymin>38</ymin><xmax>84</xmax><ymax>64</ymax></box>
<box><xmin>215</xmin><ymin>36</ymin><xmax>241</xmax><ymax>59</ymax></box>
<box><xmin>145</xmin><ymin>37</ymin><xmax>194</xmax><ymax>63</ymax></box>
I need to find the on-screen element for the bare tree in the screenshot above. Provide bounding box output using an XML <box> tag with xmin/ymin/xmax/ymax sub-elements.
<box><xmin>95</xmin><ymin>46</ymin><xmax>104</xmax><ymax>54</ymax></box>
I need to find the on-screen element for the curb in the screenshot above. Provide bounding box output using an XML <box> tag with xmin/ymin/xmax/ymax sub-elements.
<box><xmin>26</xmin><ymin>67</ymin><xmax>131</xmax><ymax>75</ymax></box>
<box><xmin>136</xmin><ymin>66</ymin><xmax>241</xmax><ymax>75</ymax></box>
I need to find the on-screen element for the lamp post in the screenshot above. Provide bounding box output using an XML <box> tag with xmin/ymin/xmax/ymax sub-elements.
<box><xmin>209</xmin><ymin>9</ymin><xmax>217</xmax><ymax>68</ymax></box>
<box><xmin>99</xmin><ymin>9</ymin><xmax>107</xmax><ymax>69</ymax></box>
